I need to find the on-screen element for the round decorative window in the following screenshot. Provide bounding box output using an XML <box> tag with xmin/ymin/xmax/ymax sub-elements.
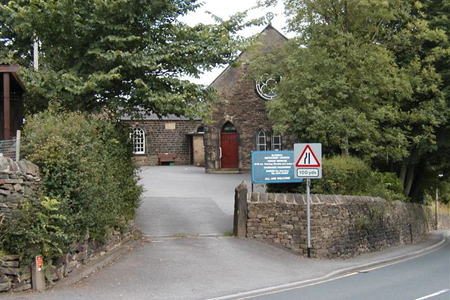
<box><xmin>255</xmin><ymin>74</ymin><xmax>280</xmax><ymax>100</ymax></box>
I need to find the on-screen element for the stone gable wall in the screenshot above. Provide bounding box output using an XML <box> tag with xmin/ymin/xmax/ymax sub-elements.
<box><xmin>205</xmin><ymin>26</ymin><xmax>296</xmax><ymax>173</ymax></box>
<box><xmin>235</xmin><ymin>184</ymin><xmax>442</xmax><ymax>259</ymax></box>
<box><xmin>124</xmin><ymin>120</ymin><xmax>201</xmax><ymax>166</ymax></box>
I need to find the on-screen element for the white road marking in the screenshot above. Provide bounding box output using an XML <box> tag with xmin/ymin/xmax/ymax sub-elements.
<box><xmin>208</xmin><ymin>233</ymin><xmax>450</xmax><ymax>300</ymax></box>
<box><xmin>414</xmin><ymin>289</ymin><xmax>449</xmax><ymax>300</ymax></box>
<box><xmin>235</xmin><ymin>272</ymin><xmax>359</xmax><ymax>300</ymax></box>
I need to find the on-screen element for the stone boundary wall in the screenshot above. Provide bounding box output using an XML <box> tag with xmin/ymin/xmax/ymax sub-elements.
<box><xmin>0</xmin><ymin>228</ymin><xmax>135</xmax><ymax>292</ymax></box>
<box><xmin>0</xmin><ymin>157</ymin><xmax>40</xmax><ymax>221</ymax></box>
<box><xmin>45</xmin><ymin>226</ymin><xmax>135</xmax><ymax>286</ymax></box>
<box><xmin>234</xmin><ymin>183</ymin><xmax>440</xmax><ymax>259</ymax></box>
<box><xmin>437</xmin><ymin>212</ymin><xmax>450</xmax><ymax>230</ymax></box>
<box><xmin>0</xmin><ymin>157</ymin><xmax>135</xmax><ymax>293</ymax></box>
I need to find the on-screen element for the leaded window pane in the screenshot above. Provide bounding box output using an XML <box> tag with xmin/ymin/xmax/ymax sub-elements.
<box><xmin>257</xmin><ymin>130</ymin><xmax>266</xmax><ymax>151</ymax></box>
<box><xmin>131</xmin><ymin>127</ymin><xmax>145</xmax><ymax>154</ymax></box>
<box><xmin>272</xmin><ymin>135</ymin><xmax>282</xmax><ymax>150</ymax></box>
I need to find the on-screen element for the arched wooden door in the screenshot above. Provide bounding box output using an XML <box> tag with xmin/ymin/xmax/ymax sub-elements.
<box><xmin>220</xmin><ymin>122</ymin><xmax>239</xmax><ymax>169</ymax></box>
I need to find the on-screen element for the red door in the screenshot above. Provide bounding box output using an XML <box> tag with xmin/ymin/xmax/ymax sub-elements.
<box><xmin>221</xmin><ymin>133</ymin><xmax>239</xmax><ymax>168</ymax></box>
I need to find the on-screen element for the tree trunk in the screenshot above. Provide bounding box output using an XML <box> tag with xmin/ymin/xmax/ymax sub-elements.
<box><xmin>400</xmin><ymin>160</ymin><xmax>408</xmax><ymax>189</ymax></box>
<box><xmin>404</xmin><ymin>165</ymin><xmax>415</xmax><ymax>196</ymax></box>
<box><xmin>341</xmin><ymin>135</ymin><xmax>349</xmax><ymax>156</ymax></box>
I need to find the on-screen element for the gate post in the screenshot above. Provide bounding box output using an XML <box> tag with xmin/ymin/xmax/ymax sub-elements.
<box><xmin>234</xmin><ymin>182</ymin><xmax>248</xmax><ymax>238</ymax></box>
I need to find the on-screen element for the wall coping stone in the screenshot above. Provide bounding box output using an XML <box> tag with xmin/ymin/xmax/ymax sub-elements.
<box><xmin>0</xmin><ymin>157</ymin><xmax>39</xmax><ymax>178</ymax></box>
<box><xmin>248</xmin><ymin>192</ymin><xmax>387</xmax><ymax>205</ymax></box>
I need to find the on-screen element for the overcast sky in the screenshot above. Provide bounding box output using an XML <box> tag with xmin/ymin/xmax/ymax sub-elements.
<box><xmin>181</xmin><ymin>0</ymin><xmax>289</xmax><ymax>85</ymax></box>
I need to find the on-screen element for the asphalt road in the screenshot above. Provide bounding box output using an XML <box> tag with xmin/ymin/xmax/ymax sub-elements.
<box><xmin>245</xmin><ymin>238</ymin><xmax>450</xmax><ymax>300</ymax></box>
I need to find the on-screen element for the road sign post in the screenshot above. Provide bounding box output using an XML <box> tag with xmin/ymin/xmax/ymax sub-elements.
<box><xmin>306</xmin><ymin>178</ymin><xmax>311</xmax><ymax>258</ymax></box>
<box><xmin>294</xmin><ymin>143</ymin><xmax>322</xmax><ymax>258</ymax></box>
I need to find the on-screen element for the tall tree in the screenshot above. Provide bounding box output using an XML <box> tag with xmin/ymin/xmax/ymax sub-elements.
<box><xmin>0</xmin><ymin>0</ymin><xmax>256</xmax><ymax>118</ymax></box>
<box><xmin>254</xmin><ymin>0</ymin><xmax>448</xmax><ymax>198</ymax></box>
<box><xmin>410</xmin><ymin>0</ymin><xmax>450</xmax><ymax>201</ymax></box>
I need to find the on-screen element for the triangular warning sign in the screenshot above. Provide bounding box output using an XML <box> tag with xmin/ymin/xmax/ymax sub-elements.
<box><xmin>296</xmin><ymin>145</ymin><xmax>321</xmax><ymax>167</ymax></box>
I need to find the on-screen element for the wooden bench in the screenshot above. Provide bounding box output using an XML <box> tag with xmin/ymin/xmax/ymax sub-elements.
<box><xmin>158</xmin><ymin>153</ymin><xmax>176</xmax><ymax>165</ymax></box>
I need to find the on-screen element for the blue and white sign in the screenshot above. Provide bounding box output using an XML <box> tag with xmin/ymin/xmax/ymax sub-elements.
<box><xmin>251</xmin><ymin>151</ymin><xmax>303</xmax><ymax>184</ymax></box>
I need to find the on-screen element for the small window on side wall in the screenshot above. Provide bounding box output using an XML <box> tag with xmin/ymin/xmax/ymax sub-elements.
<box><xmin>257</xmin><ymin>130</ymin><xmax>267</xmax><ymax>151</ymax></box>
<box><xmin>272</xmin><ymin>134</ymin><xmax>282</xmax><ymax>151</ymax></box>
<box><xmin>131</xmin><ymin>127</ymin><xmax>145</xmax><ymax>154</ymax></box>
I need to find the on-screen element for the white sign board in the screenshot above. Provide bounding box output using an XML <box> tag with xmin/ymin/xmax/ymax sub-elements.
<box><xmin>294</xmin><ymin>143</ymin><xmax>322</xmax><ymax>179</ymax></box>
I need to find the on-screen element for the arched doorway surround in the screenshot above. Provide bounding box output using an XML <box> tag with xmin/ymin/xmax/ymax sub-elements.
<box><xmin>220</xmin><ymin>122</ymin><xmax>239</xmax><ymax>168</ymax></box>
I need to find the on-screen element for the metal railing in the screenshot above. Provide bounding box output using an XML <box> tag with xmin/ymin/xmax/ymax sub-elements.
<box><xmin>0</xmin><ymin>130</ymin><xmax>21</xmax><ymax>162</ymax></box>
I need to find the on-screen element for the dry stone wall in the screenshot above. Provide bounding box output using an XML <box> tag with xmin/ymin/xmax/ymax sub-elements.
<box><xmin>0</xmin><ymin>255</ymin><xmax>31</xmax><ymax>292</ymax></box>
<box><xmin>0</xmin><ymin>157</ymin><xmax>135</xmax><ymax>293</ymax></box>
<box><xmin>235</xmin><ymin>183</ymin><xmax>438</xmax><ymax>259</ymax></box>
<box><xmin>0</xmin><ymin>157</ymin><xmax>40</xmax><ymax>221</ymax></box>
<box><xmin>45</xmin><ymin>227</ymin><xmax>134</xmax><ymax>284</ymax></box>
<box><xmin>437</xmin><ymin>212</ymin><xmax>450</xmax><ymax>230</ymax></box>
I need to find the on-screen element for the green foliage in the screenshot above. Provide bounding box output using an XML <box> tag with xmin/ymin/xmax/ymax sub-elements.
<box><xmin>267</xmin><ymin>155</ymin><xmax>406</xmax><ymax>201</ymax></box>
<box><xmin>313</xmin><ymin>156</ymin><xmax>406</xmax><ymax>201</ymax></box>
<box><xmin>21</xmin><ymin>105</ymin><xmax>142</xmax><ymax>244</ymax></box>
<box><xmin>370</xmin><ymin>172</ymin><xmax>408</xmax><ymax>202</ymax></box>
<box><xmin>1</xmin><ymin>197</ymin><xmax>69</xmax><ymax>263</ymax></box>
<box><xmin>0</xmin><ymin>0</ymin><xmax>261</xmax><ymax>117</ymax></box>
<box><xmin>312</xmin><ymin>156</ymin><xmax>374</xmax><ymax>196</ymax></box>
<box><xmin>266</xmin><ymin>182</ymin><xmax>303</xmax><ymax>194</ymax></box>
<box><xmin>255</xmin><ymin>0</ymin><xmax>449</xmax><ymax>200</ymax></box>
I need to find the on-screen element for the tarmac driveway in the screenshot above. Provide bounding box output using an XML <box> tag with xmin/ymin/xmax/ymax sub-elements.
<box><xmin>135</xmin><ymin>166</ymin><xmax>255</xmax><ymax>237</ymax></box>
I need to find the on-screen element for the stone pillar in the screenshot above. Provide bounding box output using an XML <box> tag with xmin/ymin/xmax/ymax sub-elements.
<box><xmin>234</xmin><ymin>181</ymin><xmax>248</xmax><ymax>238</ymax></box>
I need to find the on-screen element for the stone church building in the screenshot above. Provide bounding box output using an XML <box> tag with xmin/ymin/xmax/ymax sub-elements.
<box><xmin>124</xmin><ymin>25</ymin><xmax>295</xmax><ymax>171</ymax></box>
<box><xmin>204</xmin><ymin>25</ymin><xmax>295</xmax><ymax>173</ymax></box>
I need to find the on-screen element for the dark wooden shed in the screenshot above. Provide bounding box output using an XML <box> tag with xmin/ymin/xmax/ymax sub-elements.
<box><xmin>0</xmin><ymin>65</ymin><xmax>25</xmax><ymax>140</ymax></box>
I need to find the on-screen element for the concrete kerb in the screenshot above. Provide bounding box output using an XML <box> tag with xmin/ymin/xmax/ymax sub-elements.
<box><xmin>142</xmin><ymin>233</ymin><xmax>230</xmax><ymax>240</ymax></box>
<box><xmin>208</xmin><ymin>231</ymin><xmax>450</xmax><ymax>300</ymax></box>
<box><xmin>49</xmin><ymin>239</ymin><xmax>142</xmax><ymax>289</ymax></box>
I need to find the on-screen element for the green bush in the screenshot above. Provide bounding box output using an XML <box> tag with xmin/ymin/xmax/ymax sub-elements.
<box><xmin>311</xmin><ymin>156</ymin><xmax>374</xmax><ymax>195</ymax></box>
<box><xmin>370</xmin><ymin>171</ymin><xmax>407</xmax><ymax>202</ymax></box>
<box><xmin>9</xmin><ymin>106</ymin><xmax>142</xmax><ymax>259</ymax></box>
<box><xmin>266</xmin><ymin>182</ymin><xmax>303</xmax><ymax>194</ymax></box>
<box><xmin>2</xmin><ymin>198</ymin><xmax>69</xmax><ymax>263</ymax></box>
<box><xmin>267</xmin><ymin>155</ymin><xmax>406</xmax><ymax>201</ymax></box>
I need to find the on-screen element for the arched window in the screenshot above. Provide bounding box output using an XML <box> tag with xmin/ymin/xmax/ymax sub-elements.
<box><xmin>222</xmin><ymin>122</ymin><xmax>237</xmax><ymax>133</ymax></box>
<box><xmin>272</xmin><ymin>134</ymin><xmax>282</xmax><ymax>151</ymax></box>
<box><xmin>257</xmin><ymin>130</ymin><xmax>267</xmax><ymax>151</ymax></box>
<box><xmin>131</xmin><ymin>127</ymin><xmax>145</xmax><ymax>154</ymax></box>
<box><xmin>197</xmin><ymin>125</ymin><xmax>205</xmax><ymax>133</ymax></box>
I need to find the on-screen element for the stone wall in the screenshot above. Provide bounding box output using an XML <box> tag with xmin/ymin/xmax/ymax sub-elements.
<box><xmin>204</xmin><ymin>26</ymin><xmax>296</xmax><ymax>173</ymax></box>
<box><xmin>45</xmin><ymin>226</ymin><xmax>134</xmax><ymax>285</ymax></box>
<box><xmin>124</xmin><ymin>120</ymin><xmax>201</xmax><ymax>166</ymax></box>
<box><xmin>0</xmin><ymin>157</ymin><xmax>40</xmax><ymax>221</ymax></box>
<box><xmin>0</xmin><ymin>157</ymin><xmax>135</xmax><ymax>292</ymax></box>
<box><xmin>0</xmin><ymin>255</ymin><xmax>31</xmax><ymax>292</ymax></box>
<box><xmin>235</xmin><ymin>183</ymin><xmax>438</xmax><ymax>259</ymax></box>
<box><xmin>0</xmin><ymin>227</ymin><xmax>134</xmax><ymax>292</ymax></box>
<box><xmin>437</xmin><ymin>212</ymin><xmax>450</xmax><ymax>230</ymax></box>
